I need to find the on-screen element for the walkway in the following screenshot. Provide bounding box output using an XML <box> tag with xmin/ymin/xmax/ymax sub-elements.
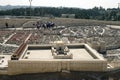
<box><xmin>0</xmin><ymin>33</ymin><xmax>19</xmax><ymax>47</ymax></box>
<box><xmin>2</xmin><ymin>33</ymin><xmax>16</xmax><ymax>44</ymax></box>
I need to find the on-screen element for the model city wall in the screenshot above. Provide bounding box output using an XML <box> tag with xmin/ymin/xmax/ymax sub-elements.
<box><xmin>8</xmin><ymin>44</ymin><xmax>107</xmax><ymax>75</ymax></box>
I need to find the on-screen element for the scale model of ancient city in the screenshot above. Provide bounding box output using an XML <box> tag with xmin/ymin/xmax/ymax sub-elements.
<box><xmin>0</xmin><ymin>17</ymin><xmax>120</xmax><ymax>77</ymax></box>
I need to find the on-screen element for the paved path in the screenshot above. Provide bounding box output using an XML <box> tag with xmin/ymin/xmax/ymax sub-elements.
<box><xmin>0</xmin><ymin>33</ymin><xmax>19</xmax><ymax>47</ymax></box>
<box><xmin>2</xmin><ymin>33</ymin><xmax>16</xmax><ymax>44</ymax></box>
<box><xmin>25</xmin><ymin>33</ymin><xmax>32</xmax><ymax>43</ymax></box>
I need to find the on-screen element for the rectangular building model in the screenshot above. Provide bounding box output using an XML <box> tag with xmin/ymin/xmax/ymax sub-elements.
<box><xmin>8</xmin><ymin>42</ymin><xmax>107</xmax><ymax>75</ymax></box>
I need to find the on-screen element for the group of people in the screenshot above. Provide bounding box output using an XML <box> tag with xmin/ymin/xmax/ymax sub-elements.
<box><xmin>34</xmin><ymin>21</ymin><xmax>55</xmax><ymax>29</ymax></box>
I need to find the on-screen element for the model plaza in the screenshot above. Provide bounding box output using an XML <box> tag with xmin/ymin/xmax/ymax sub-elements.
<box><xmin>8</xmin><ymin>41</ymin><xmax>107</xmax><ymax>75</ymax></box>
<box><xmin>21</xmin><ymin>42</ymin><xmax>99</xmax><ymax>60</ymax></box>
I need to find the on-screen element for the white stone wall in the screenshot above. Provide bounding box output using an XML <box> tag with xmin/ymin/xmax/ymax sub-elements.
<box><xmin>8</xmin><ymin>60</ymin><xmax>107</xmax><ymax>75</ymax></box>
<box><xmin>8</xmin><ymin>60</ymin><xmax>61</xmax><ymax>75</ymax></box>
<box><xmin>0</xmin><ymin>70</ymin><xmax>8</xmax><ymax>75</ymax></box>
<box><xmin>69</xmin><ymin>60</ymin><xmax>107</xmax><ymax>71</ymax></box>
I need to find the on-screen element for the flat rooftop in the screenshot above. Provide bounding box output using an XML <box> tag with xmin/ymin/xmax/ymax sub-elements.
<box><xmin>22</xmin><ymin>48</ymin><xmax>93</xmax><ymax>60</ymax></box>
<box><xmin>0</xmin><ymin>55</ymin><xmax>11</xmax><ymax>68</ymax></box>
<box><xmin>107</xmin><ymin>25</ymin><xmax>120</xmax><ymax>29</ymax></box>
<box><xmin>20</xmin><ymin>44</ymin><xmax>104</xmax><ymax>61</ymax></box>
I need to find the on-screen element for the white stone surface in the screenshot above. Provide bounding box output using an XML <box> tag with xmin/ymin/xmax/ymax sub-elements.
<box><xmin>0</xmin><ymin>55</ymin><xmax>11</xmax><ymax>68</ymax></box>
<box><xmin>22</xmin><ymin>48</ymin><xmax>94</xmax><ymax>60</ymax></box>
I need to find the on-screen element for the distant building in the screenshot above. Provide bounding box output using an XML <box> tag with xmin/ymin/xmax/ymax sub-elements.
<box><xmin>61</xmin><ymin>14</ymin><xmax>75</xmax><ymax>18</ymax></box>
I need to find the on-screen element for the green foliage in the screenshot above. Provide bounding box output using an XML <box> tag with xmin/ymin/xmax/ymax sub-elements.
<box><xmin>0</xmin><ymin>6</ymin><xmax>120</xmax><ymax>21</ymax></box>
